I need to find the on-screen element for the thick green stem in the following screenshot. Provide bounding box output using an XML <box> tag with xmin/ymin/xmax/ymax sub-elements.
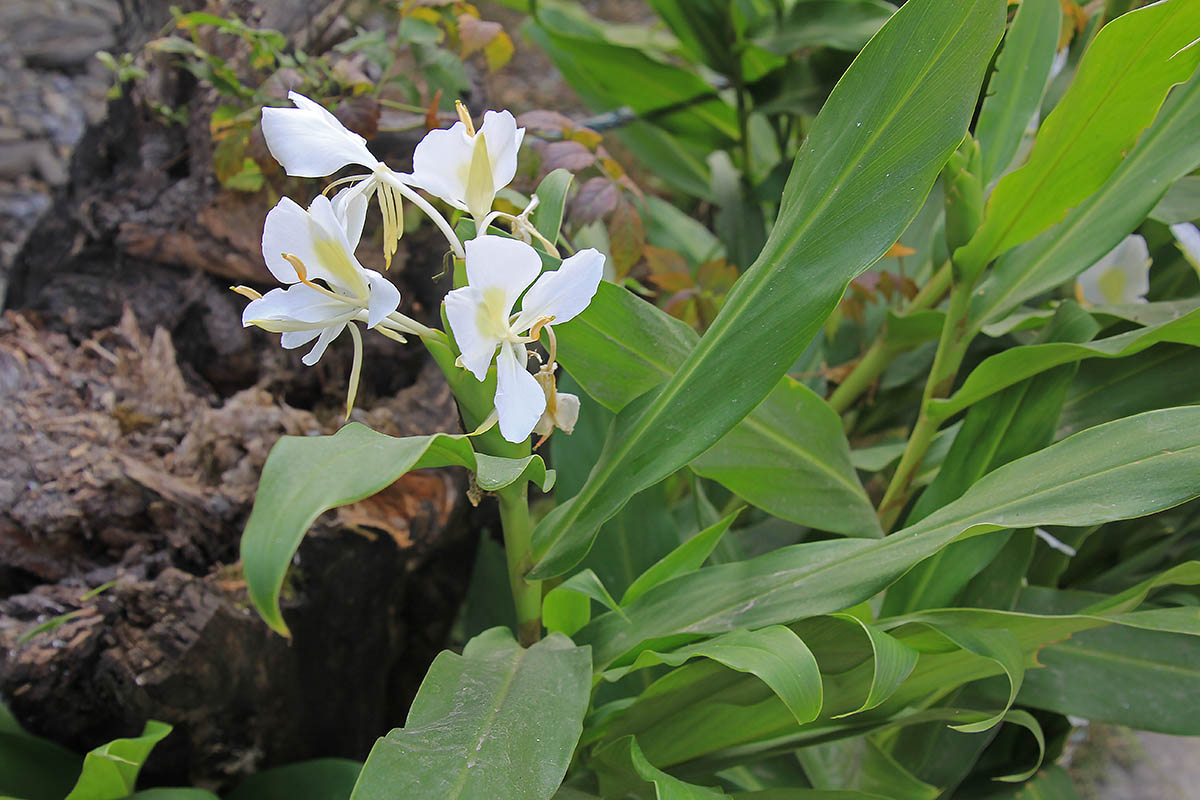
<box><xmin>827</xmin><ymin>260</ymin><xmax>953</xmax><ymax>414</ymax></box>
<box><xmin>876</xmin><ymin>277</ymin><xmax>975</xmax><ymax>531</ymax></box>
<box><xmin>497</xmin><ymin>485</ymin><xmax>542</xmax><ymax>646</ymax></box>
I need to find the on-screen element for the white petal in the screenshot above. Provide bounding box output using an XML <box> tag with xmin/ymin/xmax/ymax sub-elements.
<box><xmin>409</xmin><ymin>121</ymin><xmax>474</xmax><ymax>209</ymax></box>
<box><xmin>464</xmin><ymin>235</ymin><xmax>543</xmax><ymax>311</ymax></box>
<box><xmin>1171</xmin><ymin>223</ymin><xmax>1200</xmax><ymax>270</ymax></box>
<box><xmin>495</xmin><ymin>343</ymin><xmax>545</xmax><ymax>443</ymax></box>
<box><xmin>552</xmin><ymin>392</ymin><xmax>581</xmax><ymax>435</ymax></box>
<box><xmin>478</xmin><ymin>110</ymin><xmax>524</xmax><ymax>193</ymax></box>
<box><xmin>301</xmin><ymin>322</ymin><xmax>347</xmax><ymax>366</ymax></box>
<box><xmin>306</xmin><ymin>195</ymin><xmax>371</xmax><ymax>298</ymax></box>
<box><xmin>261</xmin><ymin>197</ymin><xmax>322</xmax><ymax>284</ymax></box>
<box><xmin>242</xmin><ymin>284</ymin><xmax>352</xmax><ymax>330</ymax></box>
<box><xmin>281</xmin><ymin>329</ymin><xmax>322</xmax><ymax>350</ymax></box>
<box><xmin>1075</xmin><ymin>234</ymin><xmax>1150</xmax><ymax>305</ymax></box>
<box><xmin>513</xmin><ymin>247</ymin><xmax>604</xmax><ymax>331</ymax></box>
<box><xmin>332</xmin><ymin>184</ymin><xmax>370</xmax><ymax>251</ymax></box>
<box><xmin>444</xmin><ymin>286</ymin><xmax>500</xmax><ymax>380</ymax></box>
<box><xmin>364</xmin><ymin>270</ymin><xmax>401</xmax><ymax>328</ymax></box>
<box><xmin>260</xmin><ymin>92</ymin><xmax>380</xmax><ymax>177</ymax></box>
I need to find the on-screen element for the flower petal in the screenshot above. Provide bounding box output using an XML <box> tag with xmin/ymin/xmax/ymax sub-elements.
<box><xmin>409</xmin><ymin>121</ymin><xmax>474</xmax><ymax>209</ymax></box>
<box><xmin>464</xmin><ymin>235</ymin><xmax>543</xmax><ymax>311</ymax></box>
<box><xmin>242</xmin><ymin>284</ymin><xmax>353</xmax><ymax>330</ymax></box>
<box><xmin>301</xmin><ymin>322</ymin><xmax>347</xmax><ymax>366</ymax></box>
<box><xmin>445</xmin><ymin>286</ymin><xmax>501</xmax><ymax>380</ymax></box>
<box><xmin>260</xmin><ymin>92</ymin><xmax>380</xmax><ymax>177</ymax></box>
<box><xmin>1171</xmin><ymin>222</ymin><xmax>1200</xmax><ymax>270</ymax></box>
<box><xmin>280</xmin><ymin>329</ymin><xmax>322</xmax><ymax>350</ymax></box>
<box><xmin>261</xmin><ymin>197</ymin><xmax>322</xmax><ymax>284</ymax></box>
<box><xmin>478</xmin><ymin>110</ymin><xmax>524</xmax><ymax>193</ymax></box>
<box><xmin>307</xmin><ymin>195</ymin><xmax>371</xmax><ymax>298</ymax></box>
<box><xmin>513</xmin><ymin>247</ymin><xmax>604</xmax><ymax>331</ymax></box>
<box><xmin>364</xmin><ymin>270</ymin><xmax>401</xmax><ymax>328</ymax></box>
<box><xmin>552</xmin><ymin>391</ymin><xmax>581</xmax><ymax>435</ymax></box>
<box><xmin>495</xmin><ymin>342</ymin><xmax>545</xmax><ymax>443</ymax></box>
<box><xmin>332</xmin><ymin>184</ymin><xmax>370</xmax><ymax>251</ymax></box>
<box><xmin>1076</xmin><ymin>234</ymin><xmax>1150</xmax><ymax>306</ymax></box>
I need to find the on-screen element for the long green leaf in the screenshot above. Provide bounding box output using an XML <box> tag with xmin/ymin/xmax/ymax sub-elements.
<box><xmin>557</xmin><ymin>286</ymin><xmax>879</xmax><ymax>538</ymax></box>
<box><xmin>577</xmin><ymin>408</ymin><xmax>1200</xmax><ymax>668</ymax></box>
<box><xmin>350</xmin><ymin>629</ymin><xmax>591</xmax><ymax>800</ymax></box>
<box><xmin>976</xmin><ymin>0</ymin><xmax>1062</xmax><ymax>184</ymax></box>
<box><xmin>827</xmin><ymin>616</ymin><xmax>919</xmax><ymax>717</ymax></box>
<box><xmin>622</xmin><ymin>510</ymin><xmax>740</xmax><ymax>606</ymax></box>
<box><xmin>601</xmin><ymin>626</ymin><xmax>824</xmax><ymax>725</ymax></box>
<box><xmin>692</xmin><ymin>378</ymin><xmax>883</xmax><ymax>538</ymax></box>
<box><xmin>531</xmin><ymin>0</ymin><xmax>1006</xmax><ymax>578</ymax></box>
<box><xmin>956</xmin><ymin>0</ymin><xmax>1200</xmax><ymax>269</ymax></box>
<box><xmin>594</xmin><ymin>736</ymin><xmax>729</xmax><ymax>799</ymax></box>
<box><xmin>65</xmin><ymin>721</ymin><xmax>172</xmax><ymax>800</ymax></box>
<box><xmin>929</xmin><ymin>306</ymin><xmax>1200</xmax><ymax>420</ymax></box>
<box><xmin>241</xmin><ymin>424</ymin><xmax>552</xmax><ymax>636</ymax></box>
<box><xmin>971</xmin><ymin>70</ymin><xmax>1200</xmax><ymax>325</ymax></box>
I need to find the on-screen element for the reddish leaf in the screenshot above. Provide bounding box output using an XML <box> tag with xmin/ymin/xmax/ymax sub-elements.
<box><xmin>540</xmin><ymin>140</ymin><xmax>596</xmax><ymax>173</ymax></box>
<box><xmin>608</xmin><ymin>200</ymin><xmax>645</xmax><ymax>278</ymax></box>
<box><xmin>572</xmin><ymin>177</ymin><xmax>619</xmax><ymax>224</ymax></box>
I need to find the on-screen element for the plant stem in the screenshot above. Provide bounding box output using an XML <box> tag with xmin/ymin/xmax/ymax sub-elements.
<box><xmin>497</xmin><ymin>484</ymin><xmax>542</xmax><ymax>646</ymax></box>
<box><xmin>827</xmin><ymin>259</ymin><xmax>953</xmax><ymax>414</ymax></box>
<box><xmin>876</xmin><ymin>276</ymin><xmax>975</xmax><ymax>531</ymax></box>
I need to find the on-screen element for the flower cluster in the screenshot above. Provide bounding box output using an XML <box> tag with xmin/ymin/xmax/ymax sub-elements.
<box><xmin>238</xmin><ymin>92</ymin><xmax>603</xmax><ymax>443</ymax></box>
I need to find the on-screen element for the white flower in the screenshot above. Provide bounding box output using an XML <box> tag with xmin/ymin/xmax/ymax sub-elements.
<box><xmin>261</xmin><ymin>91</ymin><xmax>420</xmax><ymax>266</ymax></box>
<box><xmin>261</xmin><ymin>91</ymin><xmax>382</xmax><ymax>177</ymax></box>
<box><xmin>239</xmin><ymin>194</ymin><xmax>424</xmax><ymax>363</ymax></box>
<box><xmin>410</xmin><ymin>102</ymin><xmax>525</xmax><ymax>226</ymax></box>
<box><xmin>1170</xmin><ymin>222</ymin><xmax>1200</xmax><ymax>278</ymax></box>
<box><xmin>533</xmin><ymin>364</ymin><xmax>581</xmax><ymax>441</ymax></box>
<box><xmin>1075</xmin><ymin>234</ymin><xmax>1151</xmax><ymax>306</ymax></box>
<box><xmin>444</xmin><ymin>235</ymin><xmax>603</xmax><ymax>443</ymax></box>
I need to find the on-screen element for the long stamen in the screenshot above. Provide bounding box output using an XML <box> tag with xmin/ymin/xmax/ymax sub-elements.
<box><xmin>346</xmin><ymin>323</ymin><xmax>364</xmax><ymax>420</ymax></box>
<box><xmin>322</xmin><ymin>174</ymin><xmax>373</xmax><ymax>195</ymax></box>
<box><xmin>542</xmin><ymin>324</ymin><xmax>558</xmax><ymax>365</ymax></box>
<box><xmin>379</xmin><ymin>170</ymin><xmax>465</xmax><ymax>259</ymax></box>
<box><xmin>282</xmin><ymin>253</ymin><xmax>360</xmax><ymax>307</ymax></box>
<box><xmin>230</xmin><ymin>285</ymin><xmax>263</xmax><ymax>301</ymax></box>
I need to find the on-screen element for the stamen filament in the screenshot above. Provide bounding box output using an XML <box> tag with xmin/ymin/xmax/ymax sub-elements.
<box><xmin>346</xmin><ymin>322</ymin><xmax>364</xmax><ymax>420</ymax></box>
<box><xmin>379</xmin><ymin>170</ymin><xmax>465</xmax><ymax>259</ymax></box>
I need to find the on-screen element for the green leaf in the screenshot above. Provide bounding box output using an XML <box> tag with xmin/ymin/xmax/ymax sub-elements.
<box><xmin>622</xmin><ymin>510</ymin><xmax>740</xmax><ymax>606</ymax></box>
<box><xmin>987</xmin><ymin>765</ymin><xmax>1081</xmax><ymax>800</ymax></box>
<box><xmin>1151</xmin><ymin>174</ymin><xmax>1200</xmax><ymax>224</ymax></box>
<box><xmin>531</xmin><ymin>0</ymin><xmax>1006</xmax><ymax>578</ymax></box>
<box><xmin>1015</xmin><ymin>588</ymin><xmax>1200</xmax><ymax>734</ymax></box>
<box><xmin>350</xmin><ymin>629</ymin><xmax>591</xmax><ymax>800</ymax></box>
<box><xmin>797</xmin><ymin>738</ymin><xmax>937</xmax><ymax>800</ymax></box>
<box><xmin>955</xmin><ymin>0</ymin><xmax>1200</xmax><ymax>270</ymax></box>
<box><xmin>602</xmin><ymin>626</ymin><xmax>824</xmax><ymax>725</ymax></box>
<box><xmin>65</xmin><ymin>721</ymin><xmax>172</xmax><ymax>800</ymax></box>
<box><xmin>557</xmin><ymin>282</ymin><xmax>699</xmax><ymax>413</ymax></box>
<box><xmin>693</xmin><ymin>378</ymin><xmax>881</xmax><ymax>539</ymax></box>
<box><xmin>577</xmin><ymin>408</ymin><xmax>1200</xmax><ymax>668</ymax></box>
<box><xmin>129</xmin><ymin>790</ymin><xmax>221</xmax><ymax>799</ymax></box>
<box><xmin>544</xmin><ymin>569</ymin><xmax>627</xmax><ymax>636</ymax></box>
<box><xmin>241</xmin><ymin>424</ymin><xmax>551</xmax><ymax>636</ymax></box>
<box><xmin>827</xmin><ymin>615</ymin><xmax>919</xmax><ymax>716</ymax></box>
<box><xmin>929</xmin><ymin>306</ymin><xmax>1200</xmax><ymax>420</ymax></box>
<box><xmin>883</xmin><ymin>619</ymin><xmax>1024</xmax><ymax>733</ymax></box>
<box><xmin>556</xmin><ymin>288</ymin><xmax>878</xmax><ymax>539</ymax></box>
<box><xmin>226</xmin><ymin>759</ymin><xmax>361</xmax><ymax>800</ymax></box>
<box><xmin>751</xmin><ymin>0</ymin><xmax>897</xmax><ymax>54</ymax></box>
<box><xmin>532</xmin><ymin>169</ymin><xmax>574</xmax><ymax>249</ymax></box>
<box><xmin>972</xmin><ymin>70</ymin><xmax>1200</xmax><ymax>325</ymax></box>
<box><xmin>594</xmin><ymin>736</ymin><xmax>729</xmax><ymax>799</ymax></box>
<box><xmin>975</xmin><ymin>0</ymin><xmax>1063</xmax><ymax>184</ymax></box>
<box><xmin>0</xmin><ymin>724</ymin><xmax>83</xmax><ymax>800</ymax></box>
<box><xmin>1057</xmin><ymin>344</ymin><xmax>1200</xmax><ymax>438</ymax></box>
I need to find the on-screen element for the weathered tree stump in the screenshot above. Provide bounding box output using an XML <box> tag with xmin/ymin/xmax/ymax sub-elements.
<box><xmin>1</xmin><ymin>0</ymin><xmax>486</xmax><ymax>789</ymax></box>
